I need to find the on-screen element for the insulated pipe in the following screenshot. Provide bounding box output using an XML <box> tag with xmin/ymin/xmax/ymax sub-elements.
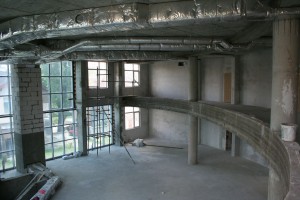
<box><xmin>0</xmin><ymin>1</ymin><xmax>299</xmax><ymax>50</ymax></box>
<box><xmin>76</xmin><ymin>44</ymin><xmax>211</xmax><ymax>52</ymax></box>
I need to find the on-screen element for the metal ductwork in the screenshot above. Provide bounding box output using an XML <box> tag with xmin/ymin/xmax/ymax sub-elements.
<box><xmin>58</xmin><ymin>51</ymin><xmax>183</xmax><ymax>62</ymax></box>
<box><xmin>0</xmin><ymin>36</ymin><xmax>272</xmax><ymax>63</ymax></box>
<box><xmin>0</xmin><ymin>0</ymin><xmax>298</xmax><ymax>50</ymax></box>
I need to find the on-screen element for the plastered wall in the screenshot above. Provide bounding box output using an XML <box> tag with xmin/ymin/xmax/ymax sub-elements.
<box><xmin>149</xmin><ymin>60</ymin><xmax>190</xmax><ymax>143</ymax></box>
<box><xmin>239</xmin><ymin>48</ymin><xmax>272</xmax><ymax>108</ymax></box>
<box><xmin>150</xmin><ymin>60</ymin><xmax>189</xmax><ymax>100</ymax></box>
<box><xmin>149</xmin><ymin>109</ymin><xmax>188</xmax><ymax>144</ymax></box>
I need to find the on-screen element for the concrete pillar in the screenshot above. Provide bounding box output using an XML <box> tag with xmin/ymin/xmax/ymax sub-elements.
<box><xmin>12</xmin><ymin>65</ymin><xmax>45</xmax><ymax>173</ymax></box>
<box><xmin>114</xmin><ymin>62</ymin><xmax>123</xmax><ymax>146</ymax></box>
<box><xmin>188</xmin><ymin>57</ymin><xmax>198</xmax><ymax>165</ymax></box>
<box><xmin>231</xmin><ymin>133</ymin><xmax>240</xmax><ymax>157</ymax></box>
<box><xmin>269</xmin><ymin>17</ymin><xmax>300</xmax><ymax>200</ymax></box>
<box><xmin>188</xmin><ymin>116</ymin><xmax>198</xmax><ymax>164</ymax></box>
<box><xmin>270</xmin><ymin>18</ymin><xmax>299</xmax><ymax>133</ymax></box>
<box><xmin>76</xmin><ymin>61</ymin><xmax>88</xmax><ymax>156</ymax></box>
<box><xmin>197</xmin><ymin>59</ymin><xmax>202</xmax><ymax>146</ymax></box>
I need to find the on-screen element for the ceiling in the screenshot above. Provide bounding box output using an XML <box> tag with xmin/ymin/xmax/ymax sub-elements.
<box><xmin>0</xmin><ymin>0</ymin><xmax>298</xmax><ymax>63</ymax></box>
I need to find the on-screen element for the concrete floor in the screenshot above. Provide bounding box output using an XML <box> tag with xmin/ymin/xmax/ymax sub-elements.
<box><xmin>47</xmin><ymin>143</ymin><xmax>268</xmax><ymax>200</ymax></box>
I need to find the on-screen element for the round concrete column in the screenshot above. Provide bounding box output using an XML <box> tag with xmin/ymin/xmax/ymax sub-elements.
<box><xmin>271</xmin><ymin>18</ymin><xmax>299</xmax><ymax>132</ymax></box>
<box><xmin>188</xmin><ymin>115</ymin><xmax>198</xmax><ymax>164</ymax></box>
<box><xmin>269</xmin><ymin>17</ymin><xmax>300</xmax><ymax>200</ymax></box>
<box><xmin>188</xmin><ymin>57</ymin><xmax>198</xmax><ymax>165</ymax></box>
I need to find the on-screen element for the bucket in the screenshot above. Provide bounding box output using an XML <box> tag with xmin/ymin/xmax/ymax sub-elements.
<box><xmin>281</xmin><ymin>123</ymin><xmax>297</xmax><ymax>142</ymax></box>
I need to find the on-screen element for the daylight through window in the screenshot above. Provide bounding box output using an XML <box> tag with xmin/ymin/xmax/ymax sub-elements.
<box><xmin>125</xmin><ymin>107</ymin><xmax>140</xmax><ymax>130</ymax></box>
<box><xmin>88</xmin><ymin>62</ymin><xmax>108</xmax><ymax>88</ymax></box>
<box><xmin>41</xmin><ymin>61</ymin><xmax>77</xmax><ymax>160</ymax></box>
<box><xmin>124</xmin><ymin>63</ymin><xmax>140</xmax><ymax>87</ymax></box>
<box><xmin>0</xmin><ymin>64</ymin><xmax>15</xmax><ymax>171</ymax></box>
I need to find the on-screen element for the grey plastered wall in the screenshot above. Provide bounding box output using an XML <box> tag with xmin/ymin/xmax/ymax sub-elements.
<box><xmin>149</xmin><ymin>60</ymin><xmax>189</xmax><ymax>100</ymax></box>
<box><xmin>148</xmin><ymin>60</ymin><xmax>189</xmax><ymax>143</ymax></box>
<box><xmin>200</xmin><ymin>119</ymin><xmax>224</xmax><ymax>150</ymax></box>
<box><xmin>239</xmin><ymin>48</ymin><xmax>272</xmax><ymax>108</ymax></box>
<box><xmin>149</xmin><ymin>109</ymin><xmax>188</xmax><ymax>144</ymax></box>
<box><xmin>201</xmin><ymin>57</ymin><xmax>224</xmax><ymax>102</ymax></box>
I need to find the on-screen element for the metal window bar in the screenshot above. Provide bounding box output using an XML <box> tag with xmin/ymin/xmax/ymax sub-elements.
<box><xmin>41</xmin><ymin>62</ymin><xmax>76</xmax><ymax>160</ymax></box>
<box><xmin>0</xmin><ymin>64</ymin><xmax>16</xmax><ymax>172</ymax></box>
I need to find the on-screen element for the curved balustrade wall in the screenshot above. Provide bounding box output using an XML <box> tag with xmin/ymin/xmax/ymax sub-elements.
<box><xmin>121</xmin><ymin>96</ymin><xmax>300</xmax><ymax>200</ymax></box>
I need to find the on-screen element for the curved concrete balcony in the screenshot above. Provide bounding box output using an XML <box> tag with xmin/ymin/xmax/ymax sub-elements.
<box><xmin>121</xmin><ymin>96</ymin><xmax>300</xmax><ymax>200</ymax></box>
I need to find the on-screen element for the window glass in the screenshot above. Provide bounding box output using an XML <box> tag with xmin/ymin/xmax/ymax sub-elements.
<box><xmin>124</xmin><ymin>63</ymin><xmax>140</xmax><ymax>88</ymax></box>
<box><xmin>0</xmin><ymin>64</ymin><xmax>15</xmax><ymax>172</ymax></box>
<box><xmin>88</xmin><ymin>62</ymin><xmax>108</xmax><ymax>88</ymax></box>
<box><xmin>41</xmin><ymin>62</ymin><xmax>77</xmax><ymax>160</ymax></box>
<box><xmin>124</xmin><ymin>106</ymin><xmax>140</xmax><ymax>130</ymax></box>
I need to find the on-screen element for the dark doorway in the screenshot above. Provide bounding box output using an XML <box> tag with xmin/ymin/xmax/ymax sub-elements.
<box><xmin>226</xmin><ymin>131</ymin><xmax>232</xmax><ymax>151</ymax></box>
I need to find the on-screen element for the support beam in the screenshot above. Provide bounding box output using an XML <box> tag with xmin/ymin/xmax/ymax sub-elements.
<box><xmin>113</xmin><ymin>62</ymin><xmax>123</xmax><ymax>146</ymax></box>
<box><xmin>269</xmin><ymin>17</ymin><xmax>300</xmax><ymax>200</ymax></box>
<box><xmin>270</xmin><ymin>18</ymin><xmax>299</xmax><ymax>133</ymax></box>
<box><xmin>76</xmin><ymin>61</ymin><xmax>88</xmax><ymax>156</ymax></box>
<box><xmin>188</xmin><ymin>56</ymin><xmax>198</xmax><ymax>165</ymax></box>
<box><xmin>188</xmin><ymin>116</ymin><xmax>198</xmax><ymax>165</ymax></box>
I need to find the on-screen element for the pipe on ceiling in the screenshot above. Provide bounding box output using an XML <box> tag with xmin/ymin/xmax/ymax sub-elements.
<box><xmin>0</xmin><ymin>1</ymin><xmax>298</xmax><ymax>50</ymax></box>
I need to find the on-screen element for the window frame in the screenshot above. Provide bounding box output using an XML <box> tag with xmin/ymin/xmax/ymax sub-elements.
<box><xmin>0</xmin><ymin>64</ymin><xmax>15</xmax><ymax>172</ymax></box>
<box><xmin>124</xmin><ymin>63</ymin><xmax>140</xmax><ymax>88</ymax></box>
<box><xmin>124</xmin><ymin>106</ymin><xmax>140</xmax><ymax>130</ymax></box>
<box><xmin>41</xmin><ymin>61</ymin><xmax>78</xmax><ymax>160</ymax></box>
<box><xmin>88</xmin><ymin>61</ymin><xmax>108</xmax><ymax>89</ymax></box>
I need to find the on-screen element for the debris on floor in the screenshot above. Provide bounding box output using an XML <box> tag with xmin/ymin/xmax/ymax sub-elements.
<box><xmin>14</xmin><ymin>163</ymin><xmax>62</xmax><ymax>200</ymax></box>
<box><xmin>62</xmin><ymin>151</ymin><xmax>82</xmax><ymax>160</ymax></box>
<box><xmin>132</xmin><ymin>138</ymin><xmax>144</xmax><ymax>147</ymax></box>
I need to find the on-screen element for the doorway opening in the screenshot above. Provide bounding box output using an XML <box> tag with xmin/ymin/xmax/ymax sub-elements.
<box><xmin>225</xmin><ymin>131</ymin><xmax>232</xmax><ymax>151</ymax></box>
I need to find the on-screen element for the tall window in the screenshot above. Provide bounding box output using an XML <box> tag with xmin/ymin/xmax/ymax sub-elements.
<box><xmin>41</xmin><ymin>61</ymin><xmax>77</xmax><ymax>160</ymax></box>
<box><xmin>88</xmin><ymin>62</ymin><xmax>108</xmax><ymax>88</ymax></box>
<box><xmin>124</xmin><ymin>63</ymin><xmax>140</xmax><ymax>87</ymax></box>
<box><xmin>0</xmin><ymin>64</ymin><xmax>15</xmax><ymax>171</ymax></box>
<box><xmin>86</xmin><ymin>105</ymin><xmax>113</xmax><ymax>150</ymax></box>
<box><xmin>125</xmin><ymin>107</ymin><xmax>140</xmax><ymax>130</ymax></box>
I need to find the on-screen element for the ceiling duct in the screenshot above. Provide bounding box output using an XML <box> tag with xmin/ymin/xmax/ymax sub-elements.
<box><xmin>0</xmin><ymin>36</ymin><xmax>271</xmax><ymax>63</ymax></box>
<box><xmin>0</xmin><ymin>0</ymin><xmax>298</xmax><ymax>50</ymax></box>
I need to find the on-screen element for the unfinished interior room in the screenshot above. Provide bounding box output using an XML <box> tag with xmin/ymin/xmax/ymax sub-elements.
<box><xmin>0</xmin><ymin>0</ymin><xmax>300</xmax><ymax>200</ymax></box>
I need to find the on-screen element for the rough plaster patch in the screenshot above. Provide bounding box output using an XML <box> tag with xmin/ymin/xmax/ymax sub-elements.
<box><xmin>276</xmin><ymin>79</ymin><xmax>295</xmax><ymax>117</ymax></box>
<box><xmin>282</xmin><ymin>79</ymin><xmax>295</xmax><ymax>116</ymax></box>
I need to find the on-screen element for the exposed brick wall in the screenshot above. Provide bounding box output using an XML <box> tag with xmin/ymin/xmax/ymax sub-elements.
<box><xmin>11</xmin><ymin>66</ymin><xmax>44</xmax><ymax>134</ymax></box>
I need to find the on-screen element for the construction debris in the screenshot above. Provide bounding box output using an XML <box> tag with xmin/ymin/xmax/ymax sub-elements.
<box><xmin>14</xmin><ymin>163</ymin><xmax>62</xmax><ymax>200</ymax></box>
<box><xmin>132</xmin><ymin>138</ymin><xmax>144</xmax><ymax>147</ymax></box>
<box><xmin>62</xmin><ymin>151</ymin><xmax>82</xmax><ymax>160</ymax></box>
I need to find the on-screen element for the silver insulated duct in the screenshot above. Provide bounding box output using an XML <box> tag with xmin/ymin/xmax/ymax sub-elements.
<box><xmin>0</xmin><ymin>0</ymin><xmax>299</xmax><ymax>50</ymax></box>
